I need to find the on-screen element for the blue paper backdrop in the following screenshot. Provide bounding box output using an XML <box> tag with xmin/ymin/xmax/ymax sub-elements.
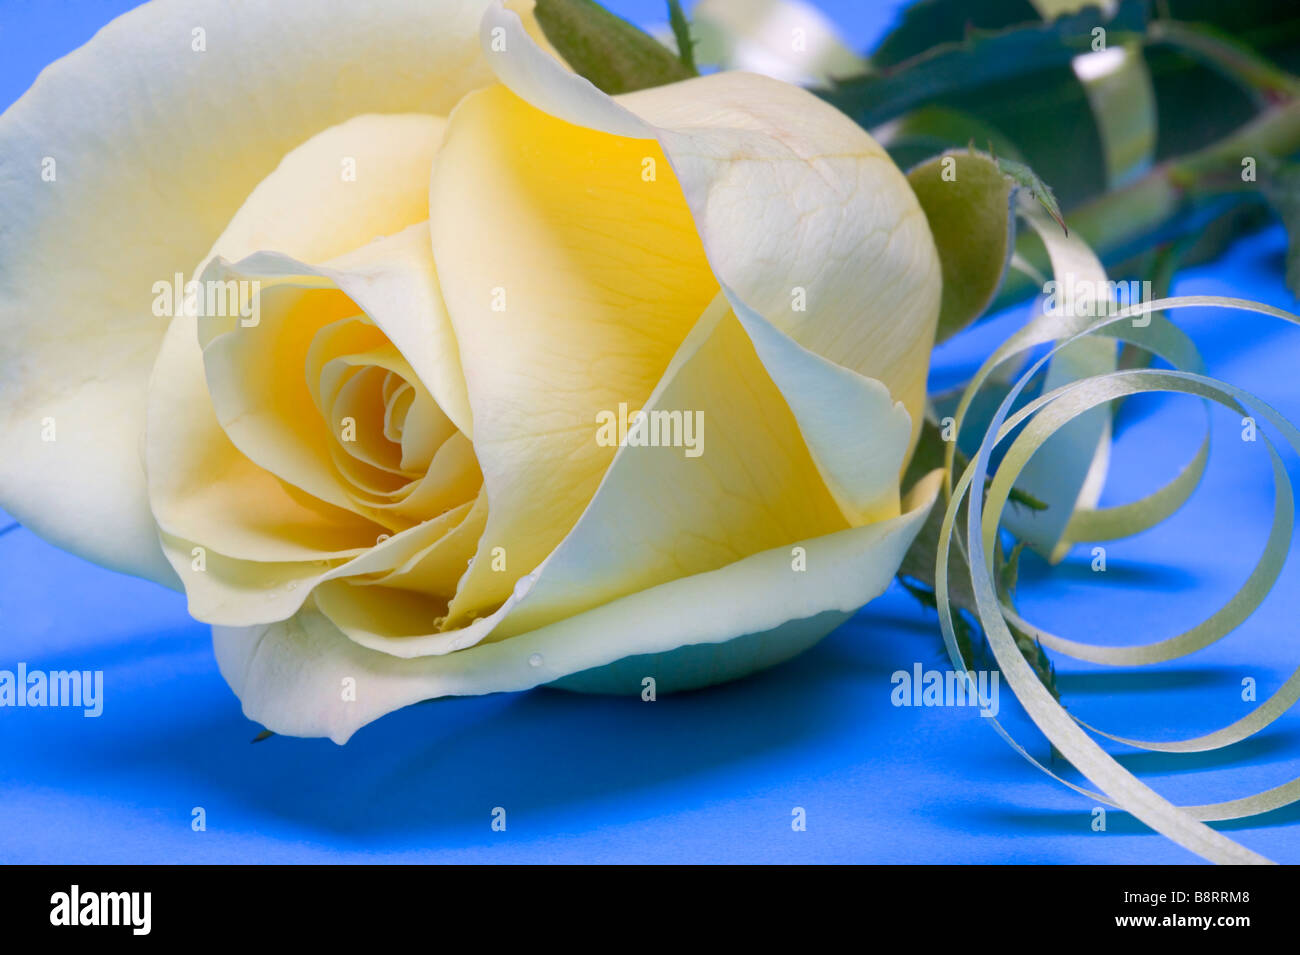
<box><xmin>2</xmin><ymin>0</ymin><xmax>1299</xmax><ymax>864</ymax></box>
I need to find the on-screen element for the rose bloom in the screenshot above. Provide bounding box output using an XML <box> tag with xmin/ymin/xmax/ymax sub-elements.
<box><xmin>0</xmin><ymin>0</ymin><xmax>942</xmax><ymax>742</ymax></box>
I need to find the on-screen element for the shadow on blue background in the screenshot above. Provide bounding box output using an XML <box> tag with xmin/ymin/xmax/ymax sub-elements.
<box><xmin>2</xmin><ymin>0</ymin><xmax>1300</xmax><ymax>863</ymax></box>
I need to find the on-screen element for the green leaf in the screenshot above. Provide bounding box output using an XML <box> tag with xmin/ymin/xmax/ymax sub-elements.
<box><xmin>1163</xmin><ymin>0</ymin><xmax>1300</xmax><ymax>78</ymax></box>
<box><xmin>822</xmin><ymin>1</ymin><xmax>1147</xmax><ymax>129</ymax></box>
<box><xmin>1149</xmin><ymin>19</ymin><xmax>1300</xmax><ymax>102</ymax></box>
<box><xmin>870</xmin><ymin>0</ymin><xmax>1047</xmax><ymax>68</ymax></box>
<box><xmin>849</xmin><ymin>0</ymin><xmax>1300</xmax><ymax>218</ymax></box>
<box><xmin>534</xmin><ymin>0</ymin><xmax>695</xmax><ymax>95</ymax></box>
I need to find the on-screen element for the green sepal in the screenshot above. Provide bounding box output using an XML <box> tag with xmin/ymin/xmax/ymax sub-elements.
<box><xmin>534</xmin><ymin>0</ymin><xmax>695</xmax><ymax>95</ymax></box>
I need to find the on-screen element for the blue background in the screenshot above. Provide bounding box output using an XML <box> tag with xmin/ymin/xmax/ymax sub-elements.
<box><xmin>3</xmin><ymin>0</ymin><xmax>1300</xmax><ymax>864</ymax></box>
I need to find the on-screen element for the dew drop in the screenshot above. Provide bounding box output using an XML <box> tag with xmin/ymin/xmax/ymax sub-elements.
<box><xmin>528</xmin><ymin>653</ymin><xmax>544</xmax><ymax>668</ymax></box>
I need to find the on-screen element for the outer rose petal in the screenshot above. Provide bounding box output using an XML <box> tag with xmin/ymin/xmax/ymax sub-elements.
<box><xmin>428</xmin><ymin>7</ymin><xmax>939</xmax><ymax>626</ymax></box>
<box><xmin>429</xmin><ymin>84</ymin><xmax>720</xmax><ymax>622</ymax></box>
<box><xmin>214</xmin><ymin>471</ymin><xmax>942</xmax><ymax>744</ymax></box>
<box><xmin>482</xmin><ymin>4</ymin><xmax>941</xmax><ymax>444</ymax></box>
<box><xmin>493</xmin><ymin>294</ymin><xmax>891</xmax><ymax>636</ymax></box>
<box><xmin>0</xmin><ymin>0</ymin><xmax>539</xmax><ymax>583</ymax></box>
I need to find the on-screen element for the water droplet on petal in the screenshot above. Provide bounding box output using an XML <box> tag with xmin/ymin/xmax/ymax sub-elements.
<box><xmin>528</xmin><ymin>653</ymin><xmax>544</xmax><ymax>668</ymax></box>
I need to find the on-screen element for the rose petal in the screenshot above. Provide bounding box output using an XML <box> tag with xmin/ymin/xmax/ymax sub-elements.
<box><xmin>152</xmin><ymin>221</ymin><xmax>471</xmax><ymax>545</ymax></box>
<box><xmin>720</xmin><ymin>289</ymin><xmax>911</xmax><ymax>526</ymax></box>
<box><xmin>193</xmin><ymin>226</ymin><xmax>471</xmax><ymax>507</ymax></box>
<box><xmin>146</xmin><ymin>111</ymin><xmax>459</xmax><ymax>595</ymax></box>
<box><xmin>428</xmin><ymin>83</ymin><xmax>720</xmax><ymax>618</ymax></box>
<box><xmin>173</xmin><ymin>505</ymin><xmax>476</xmax><ymax>628</ymax></box>
<box><xmin>483</xmin><ymin>3</ymin><xmax>940</xmax><ymax>451</ymax></box>
<box><xmin>215</xmin><ymin>471</ymin><xmax>941</xmax><ymax>743</ymax></box>
<box><xmin>154</xmin><ymin>230</ymin><xmax>488</xmax><ymax>624</ymax></box>
<box><xmin>426</xmin><ymin>6</ymin><xmax>937</xmax><ymax>614</ymax></box>
<box><xmin>490</xmin><ymin>293</ymin><xmax>855</xmax><ymax>636</ymax></box>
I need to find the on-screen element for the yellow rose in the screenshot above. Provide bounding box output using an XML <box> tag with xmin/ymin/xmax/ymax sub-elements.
<box><xmin>0</xmin><ymin>0</ymin><xmax>942</xmax><ymax>742</ymax></box>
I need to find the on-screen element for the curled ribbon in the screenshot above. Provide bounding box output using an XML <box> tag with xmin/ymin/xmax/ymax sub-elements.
<box><xmin>937</xmin><ymin>211</ymin><xmax>1300</xmax><ymax>863</ymax></box>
